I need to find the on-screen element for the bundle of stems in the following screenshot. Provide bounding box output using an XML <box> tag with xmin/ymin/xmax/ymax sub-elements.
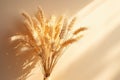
<box><xmin>11</xmin><ymin>6</ymin><xmax>87</xmax><ymax>80</ymax></box>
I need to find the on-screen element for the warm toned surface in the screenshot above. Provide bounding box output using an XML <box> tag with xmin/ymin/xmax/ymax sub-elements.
<box><xmin>0</xmin><ymin>0</ymin><xmax>120</xmax><ymax>80</ymax></box>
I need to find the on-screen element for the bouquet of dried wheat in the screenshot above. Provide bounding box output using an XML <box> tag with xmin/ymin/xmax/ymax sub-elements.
<box><xmin>10</xmin><ymin>6</ymin><xmax>87</xmax><ymax>80</ymax></box>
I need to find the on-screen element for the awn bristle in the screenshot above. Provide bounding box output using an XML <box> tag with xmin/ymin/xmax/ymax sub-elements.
<box><xmin>61</xmin><ymin>35</ymin><xmax>83</xmax><ymax>47</ymax></box>
<box><xmin>73</xmin><ymin>27</ymin><xmax>87</xmax><ymax>35</ymax></box>
<box><xmin>59</xmin><ymin>18</ymin><xmax>68</xmax><ymax>39</ymax></box>
<box><xmin>68</xmin><ymin>17</ymin><xmax>76</xmax><ymax>31</ymax></box>
<box><xmin>61</xmin><ymin>39</ymin><xmax>77</xmax><ymax>47</ymax></box>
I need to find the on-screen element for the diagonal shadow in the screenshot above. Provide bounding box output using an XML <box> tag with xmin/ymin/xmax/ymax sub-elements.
<box><xmin>0</xmin><ymin>19</ymin><xmax>40</xmax><ymax>80</ymax></box>
<box><xmin>55</xmin><ymin>25</ymin><xmax>120</xmax><ymax>80</ymax></box>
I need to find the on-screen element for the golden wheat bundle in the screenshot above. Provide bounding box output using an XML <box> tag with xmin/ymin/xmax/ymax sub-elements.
<box><xmin>10</xmin><ymin>6</ymin><xmax>87</xmax><ymax>80</ymax></box>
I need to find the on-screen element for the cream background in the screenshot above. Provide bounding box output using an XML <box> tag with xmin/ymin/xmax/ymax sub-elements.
<box><xmin>0</xmin><ymin>0</ymin><xmax>120</xmax><ymax>80</ymax></box>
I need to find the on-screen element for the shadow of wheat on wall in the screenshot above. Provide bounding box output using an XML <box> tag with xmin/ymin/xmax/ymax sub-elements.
<box><xmin>10</xmin><ymin>6</ymin><xmax>87</xmax><ymax>80</ymax></box>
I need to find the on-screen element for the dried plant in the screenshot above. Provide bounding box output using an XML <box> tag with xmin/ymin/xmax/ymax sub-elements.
<box><xmin>10</xmin><ymin>6</ymin><xmax>87</xmax><ymax>80</ymax></box>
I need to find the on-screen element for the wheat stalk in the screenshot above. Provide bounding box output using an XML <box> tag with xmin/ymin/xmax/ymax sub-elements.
<box><xmin>10</xmin><ymin>6</ymin><xmax>87</xmax><ymax>80</ymax></box>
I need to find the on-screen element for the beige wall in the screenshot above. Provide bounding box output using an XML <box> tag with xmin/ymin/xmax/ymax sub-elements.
<box><xmin>1</xmin><ymin>0</ymin><xmax>120</xmax><ymax>80</ymax></box>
